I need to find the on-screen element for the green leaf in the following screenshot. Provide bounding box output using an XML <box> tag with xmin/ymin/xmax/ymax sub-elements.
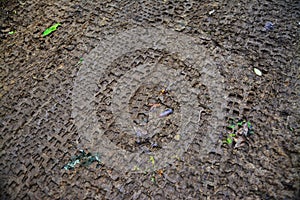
<box><xmin>227</xmin><ymin>125</ymin><xmax>235</xmax><ymax>129</ymax></box>
<box><xmin>78</xmin><ymin>58</ymin><xmax>83</xmax><ymax>64</ymax></box>
<box><xmin>8</xmin><ymin>31</ymin><xmax>15</xmax><ymax>35</ymax></box>
<box><xmin>42</xmin><ymin>23</ymin><xmax>61</xmax><ymax>36</ymax></box>
<box><xmin>151</xmin><ymin>176</ymin><xmax>156</xmax><ymax>183</ymax></box>
<box><xmin>247</xmin><ymin>121</ymin><xmax>252</xmax><ymax>128</ymax></box>
<box><xmin>229</xmin><ymin>134</ymin><xmax>236</xmax><ymax>137</ymax></box>
<box><xmin>237</xmin><ymin>121</ymin><xmax>244</xmax><ymax>126</ymax></box>
<box><xmin>226</xmin><ymin>138</ymin><xmax>233</xmax><ymax>144</ymax></box>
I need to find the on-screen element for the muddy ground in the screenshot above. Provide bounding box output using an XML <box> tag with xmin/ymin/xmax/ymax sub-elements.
<box><xmin>0</xmin><ymin>0</ymin><xmax>299</xmax><ymax>199</ymax></box>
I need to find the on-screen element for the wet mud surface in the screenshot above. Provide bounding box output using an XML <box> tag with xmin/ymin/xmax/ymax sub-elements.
<box><xmin>0</xmin><ymin>0</ymin><xmax>299</xmax><ymax>199</ymax></box>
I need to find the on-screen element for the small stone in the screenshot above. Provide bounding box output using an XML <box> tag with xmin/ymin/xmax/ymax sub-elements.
<box><xmin>174</xmin><ymin>134</ymin><xmax>180</xmax><ymax>141</ymax></box>
<box><xmin>253</xmin><ymin>68</ymin><xmax>262</xmax><ymax>76</ymax></box>
<box><xmin>208</xmin><ymin>10</ymin><xmax>215</xmax><ymax>15</ymax></box>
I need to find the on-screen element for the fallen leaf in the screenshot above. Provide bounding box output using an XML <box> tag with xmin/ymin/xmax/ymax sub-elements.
<box><xmin>229</xmin><ymin>133</ymin><xmax>236</xmax><ymax>137</ymax></box>
<box><xmin>160</xmin><ymin>89</ymin><xmax>167</xmax><ymax>95</ymax></box>
<box><xmin>157</xmin><ymin>169</ymin><xmax>164</xmax><ymax>176</ymax></box>
<box><xmin>253</xmin><ymin>68</ymin><xmax>262</xmax><ymax>76</ymax></box>
<box><xmin>149</xmin><ymin>103</ymin><xmax>161</xmax><ymax>111</ymax></box>
<box><xmin>42</xmin><ymin>23</ymin><xmax>61</xmax><ymax>37</ymax></box>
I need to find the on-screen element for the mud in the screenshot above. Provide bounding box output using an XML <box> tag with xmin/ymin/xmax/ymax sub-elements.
<box><xmin>0</xmin><ymin>0</ymin><xmax>299</xmax><ymax>199</ymax></box>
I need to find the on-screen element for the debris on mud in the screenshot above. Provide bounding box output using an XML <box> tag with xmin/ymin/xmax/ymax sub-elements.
<box><xmin>76</xmin><ymin>58</ymin><xmax>84</xmax><ymax>66</ymax></box>
<box><xmin>208</xmin><ymin>9</ymin><xmax>215</xmax><ymax>15</ymax></box>
<box><xmin>159</xmin><ymin>108</ymin><xmax>173</xmax><ymax>118</ymax></box>
<box><xmin>157</xmin><ymin>169</ymin><xmax>164</xmax><ymax>177</ymax></box>
<box><xmin>149</xmin><ymin>103</ymin><xmax>161</xmax><ymax>111</ymax></box>
<box><xmin>130</xmin><ymin>84</ymin><xmax>178</xmax><ymax>152</ymax></box>
<box><xmin>150</xmin><ymin>169</ymin><xmax>165</xmax><ymax>184</ymax></box>
<box><xmin>159</xmin><ymin>88</ymin><xmax>168</xmax><ymax>95</ymax></box>
<box><xmin>151</xmin><ymin>175</ymin><xmax>156</xmax><ymax>183</ymax></box>
<box><xmin>253</xmin><ymin>68</ymin><xmax>262</xmax><ymax>76</ymax></box>
<box><xmin>42</xmin><ymin>23</ymin><xmax>61</xmax><ymax>37</ymax></box>
<box><xmin>223</xmin><ymin>119</ymin><xmax>254</xmax><ymax>149</ymax></box>
<box><xmin>8</xmin><ymin>30</ymin><xmax>15</xmax><ymax>35</ymax></box>
<box><xmin>264</xmin><ymin>21</ymin><xmax>274</xmax><ymax>31</ymax></box>
<box><xmin>63</xmin><ymin>150</ymin><xmax>101</xmax><ymax>170</ymax></box>
<box><xmin>149</xmin><ymin>155</ymin><xmax>155</xmax><ymax>166</ymax></box>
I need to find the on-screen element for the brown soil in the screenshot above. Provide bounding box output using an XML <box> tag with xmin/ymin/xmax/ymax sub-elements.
<box><xmin>0</xmin><ymin>0</ymin><xmax>299</xmax><ymax>199</ymax></box>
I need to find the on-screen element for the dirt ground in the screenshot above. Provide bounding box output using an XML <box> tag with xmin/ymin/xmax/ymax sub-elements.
<box><xmin>0</xmin><ymin>0</ymin><xmax>299</xmax><ymax>199</ymax></box>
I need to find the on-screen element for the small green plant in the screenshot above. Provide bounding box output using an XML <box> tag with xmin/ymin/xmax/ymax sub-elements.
<box><xmin>223</xmin><ymin>119</ymin><xmax>253</xmax><ymax>146</ymax></box>
<box><xmin>223</xmin><ymin>133</ymin><xmax>236</xmax><ymax>144</ymax></box>
<box><xmin>63</xmin><ymin>150</ymin><xmax>101</xmax><ymax>170</ymax></box>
